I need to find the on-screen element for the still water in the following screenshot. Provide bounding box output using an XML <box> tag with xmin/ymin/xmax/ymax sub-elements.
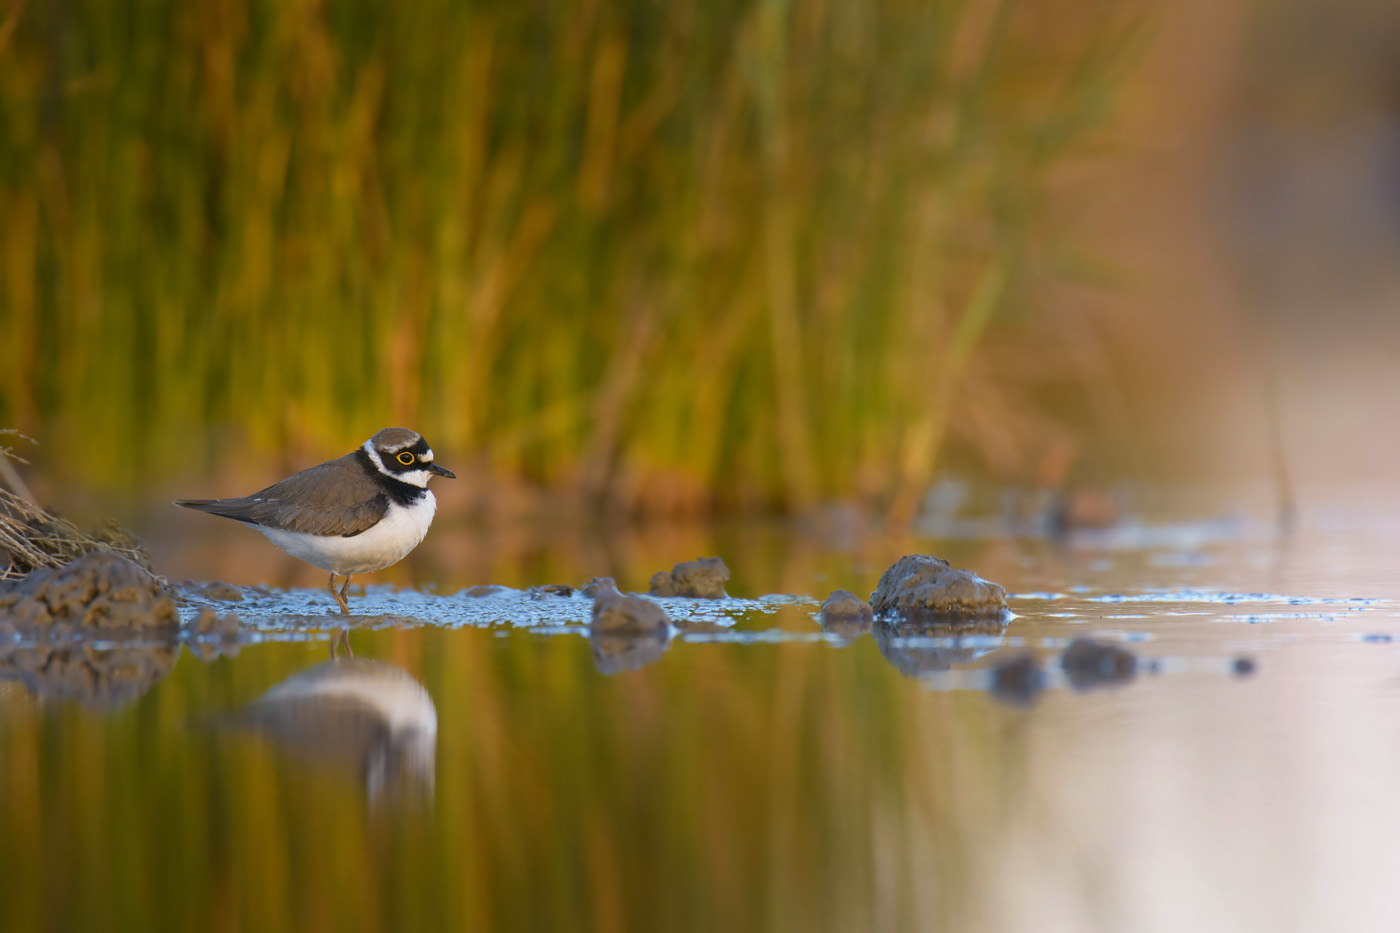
<box><xmin>5</xmin><ymin>497</ymin><xmax>1400</xmax><ymax>932</ymax></box>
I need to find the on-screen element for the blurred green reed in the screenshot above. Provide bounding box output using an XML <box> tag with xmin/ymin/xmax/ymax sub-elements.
<box><xmin>0</xmin><ymin>0</ymin><xmax>1136</xmax><ymax>513</ymax></box>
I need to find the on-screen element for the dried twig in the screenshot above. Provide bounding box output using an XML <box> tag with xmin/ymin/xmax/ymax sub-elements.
<box><xmin>0</xmin><ymin>433</ymin><xmax>147</xmax><ymax>580</ymax></box>
<box><xmin>0</xmin><ymin>430</ymin><xmax>38</xmax><ymax>505</ymax></box>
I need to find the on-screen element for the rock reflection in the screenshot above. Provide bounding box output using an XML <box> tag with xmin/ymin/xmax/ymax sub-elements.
<box><xmin>230</xmin><ymin>658</ymin><xmax>437</xmax><ymax>804</ymax></box>
<box><xmin>1061</xmin><ymin>638</ymin><xmax>1137</xmax><ymax>691</ymax></box>
<box><xmin>590</xmin><ymin>630</ymin><xmax>673</xmax><ymax>674</ymax></box>
<box><xmin>0</xmin><ymin>641</ymin><xmax>179</xmax><ymax>706</ymax></box>
<box><xmin>819</xmin><ymin>614</ymin><xmax>873</xmax><ymax>643</ymax></box>
<box><xmin>988</xmin><ymin>654</ymin><xmax>1046</xmax><ymax>707</ymax></box>
<box><xmin>588</xmin><ymin>585</ymin><xmax>674</xmax><ymax>674</ymax></box>
<box><xmin>872</xmin><ymin>614</ymin><xmax>1009</xmax><ymax>677</ymax></box>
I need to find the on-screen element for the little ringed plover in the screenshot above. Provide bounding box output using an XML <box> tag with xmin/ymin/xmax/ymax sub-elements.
<box><xmin>176</xmin><ymin>427</ymin><xmax>454</xmax><ymax>613</ymax></box>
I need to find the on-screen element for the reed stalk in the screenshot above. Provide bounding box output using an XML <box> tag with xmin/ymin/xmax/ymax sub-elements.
<box><xmin>0</xmin><ymin>0</ymin><xmax>1139</xmax><ymax>512</ymax></box>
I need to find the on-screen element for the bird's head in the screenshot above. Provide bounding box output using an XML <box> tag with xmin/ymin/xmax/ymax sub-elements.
<box><xmin>364</xmin><ymin>427</ymin><xmax>455</xmax><ymax>488</ymax></box>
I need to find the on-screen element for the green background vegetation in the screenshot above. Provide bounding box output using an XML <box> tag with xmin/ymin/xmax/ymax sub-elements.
<box><xmin>0</xmin><ymin>0</ymin><xmax>1133</xmax><ymax>513</ymax></box>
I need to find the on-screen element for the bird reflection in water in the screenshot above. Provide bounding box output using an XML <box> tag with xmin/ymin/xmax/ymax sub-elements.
<box><xmin>228</xmin><ymin>650</ymin><xmax>437</xmax><ymax>804</ymax></box>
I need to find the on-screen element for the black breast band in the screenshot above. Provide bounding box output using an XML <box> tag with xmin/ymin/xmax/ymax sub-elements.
<box><xmin>355</xmin><ymin>449</ymin><xmax>428</xmax><ymax>508</ymax></box>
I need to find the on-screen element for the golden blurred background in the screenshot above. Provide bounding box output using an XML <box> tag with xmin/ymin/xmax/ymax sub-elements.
<box><xmin>3</xmin><ymin>0</ymin><xmax>1400</xmax><ymax>520</ymax></box>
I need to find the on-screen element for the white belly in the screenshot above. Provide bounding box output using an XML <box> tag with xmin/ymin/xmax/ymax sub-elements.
<box><xmin>257</xmin><ymin>493</ymin><xmax>437</xmax><ymax>575</ymax></box>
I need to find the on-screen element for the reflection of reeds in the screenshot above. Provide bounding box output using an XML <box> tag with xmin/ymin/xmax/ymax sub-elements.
<box><xmin>0</xmin><ymin>0</ymin><xmax>1136</xmax><ymax>510</ymax></box>
<box><xmin>0</xmin><ymin>624</ymin><xmax>1030</xmax><ymax>931</ymax></box>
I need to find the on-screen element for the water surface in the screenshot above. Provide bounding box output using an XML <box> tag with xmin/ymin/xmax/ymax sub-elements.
<box><xmin>5</xmin><ymin>502</ymin><xmax>1400</xmax><ymax>932</ymax></box>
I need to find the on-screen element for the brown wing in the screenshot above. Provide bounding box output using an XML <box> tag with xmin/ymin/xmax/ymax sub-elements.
<box><xmin>175</xmin><ymin>452</ymin><xmax>388</xmax><ymax>537</ymax></box>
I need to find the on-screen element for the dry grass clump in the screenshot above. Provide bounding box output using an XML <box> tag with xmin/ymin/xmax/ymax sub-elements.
<box><xmin>0</xmin><ymin>432</ymin><xmax>148</xmax><ymax>581</ymax></box>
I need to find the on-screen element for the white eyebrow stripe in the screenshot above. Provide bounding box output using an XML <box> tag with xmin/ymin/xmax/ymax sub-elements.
<box><xmin>362</xmin><ymin>439</ymin><xmax>392</xmax><ymax>476</ymax></box>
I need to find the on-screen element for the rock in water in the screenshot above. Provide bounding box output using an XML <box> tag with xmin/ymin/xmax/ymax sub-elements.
<box><xmin>462</xmin><ymin>584</ymin><xmax>511</xmax><ymax>598</ymax></box>
<box><xmin>648</xmin><ymin>557</ymin><xmax>730</xmax><ymax>599</ymax></box>
<box><xmin>581</xmin><ymin>577</ymin><xmax>620</xmax><ymax>599</ymax></box>
<box><xmin>591</xmin><ymin>589</ymin><xmax>672</xmax><ymax>636</ymax></box>
<box><xmin>528</xmin><ymin>584</ymin><xmax>575</xmax><ymax>598</ymax></box>
<box><xmin>176</xmin><ymin>580</ymin><xmax>245</xmax><ymax>602</ymax></box>
<box><xmin>0</xmin><ymin>552</ymin><xmax>178</xmax><ymax>632</ymax></box>
<box><xmin>1047</xmin><ymin>488</ymin><xmax>1119</xmax><ymax>535</ymax></box>
<box><xmin>869</xmin><ymin>555</ymin><xmax>1006</xmax><ymax>617</ymax></box>
<box><xmin>820</xmin><ymin>589</ymin><xmax>873</xmax><ymax>621</ymax></box>
<box><xmin>818</xmin><ymin>589</ymin><xmax>874</xmax><ymax>639</ymax></box>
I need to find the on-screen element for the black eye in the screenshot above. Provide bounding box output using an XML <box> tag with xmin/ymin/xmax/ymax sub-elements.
<box><xmin>396</xmin><ymin>451</ymin><xmax>415</xmax><ymax>466</ymax></box>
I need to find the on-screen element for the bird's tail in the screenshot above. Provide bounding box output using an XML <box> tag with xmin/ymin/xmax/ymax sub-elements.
<box><xmin>174</xmin><ymin>498</ymin><xmax>223</xmax><ymax>512</ymax></box>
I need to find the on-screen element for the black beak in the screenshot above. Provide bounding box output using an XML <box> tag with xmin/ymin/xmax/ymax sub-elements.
<box><xmin>427</xmin><ymin>463</ymin><xmax>455</xmax><ymax>479</ymax></box>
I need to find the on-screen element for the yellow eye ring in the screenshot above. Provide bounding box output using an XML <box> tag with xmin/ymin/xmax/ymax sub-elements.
<box><xmin>396</xmin><ymin>451</ymin><xmax>415</xmax><ymax>466</ymax></box>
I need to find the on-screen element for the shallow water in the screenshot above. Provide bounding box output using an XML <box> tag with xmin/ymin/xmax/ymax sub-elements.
<box><xmin>7</xmin><ymin>502</ymin><xmax>1400</xmax><ymax>932</ymax></box>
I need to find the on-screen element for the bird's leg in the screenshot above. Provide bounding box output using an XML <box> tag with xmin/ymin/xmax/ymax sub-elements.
<box><xmin>339</xmin><ymin>574</ymin><xmax>353</xmax><ymax>607</ymax></box>
<box><xmin>327</xmin><ymin>574</ymin><xmax>354</xmax><ymax>659</ymax></box>
<box><xmin>328</xmin><ymin>572</ymin><xmax>350</xmax><ymax>615</ymax></box>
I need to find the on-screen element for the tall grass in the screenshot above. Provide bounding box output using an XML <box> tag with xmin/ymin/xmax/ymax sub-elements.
<box><xmin>0</xmin><ymin>0</ymin><xmax>1136</xmax><ymax>513</ymax></box>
